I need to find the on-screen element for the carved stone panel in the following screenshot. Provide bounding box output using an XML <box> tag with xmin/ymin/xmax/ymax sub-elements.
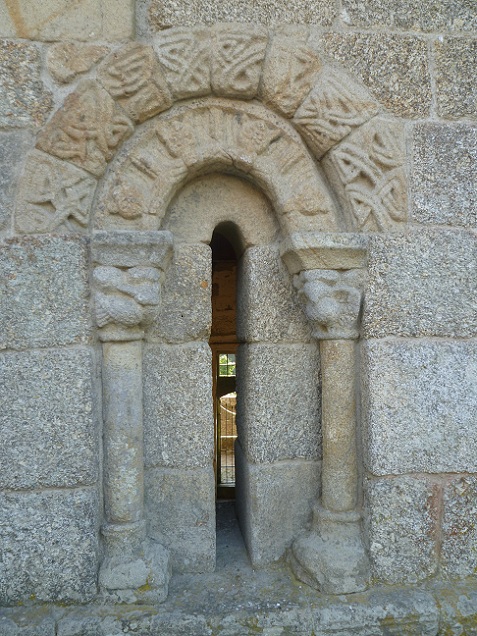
<box><xmin>36</xmin><ymin>80</ymin><xmax>134</xmax><ymax>177</ymax></box>
<box><xmin>15</xmin><ymin>150</ymin><xmax>96</xmax><ymax>234</ymax></box>
<box><xmin>323</xmin><ymin>118</ymin><xmax>408</xmax><ymax>232</ymax></box>
<box><xmin>261</xmin><ymin>36</ymin><xmax>322</xmax><ymax>118</ymax></box>
<box><xmin>211</xmin><ymin>24</ymin><xmax>268</xmax><ymax>98</ymax></box>
<box><xmin>98</xmin><ymin>43</ymin><xmax>173</xmax><ymax>123</ymax></box>
<box><xmin>154</xmin><ymin>27</ymin><xmax>211</xmax><ymax>99</ymax></box>
<box><xmin>295</xmin><ymin>269</ymin><xmax>363</xmax><ymax>340</ymax></box>
<box><xmin>94</xmin><ymin>100</ymin><xmax>339</xmax><ymax>235</ymax></box>
<box><xmin>93</xmin><ymin>265</ymin><xmax>161</xmax><ymax>330</ymax></box>
<box><xmin>293</xmin><ymin>68</ymin><xmax>379</xmax><ymax>159</ymax></box>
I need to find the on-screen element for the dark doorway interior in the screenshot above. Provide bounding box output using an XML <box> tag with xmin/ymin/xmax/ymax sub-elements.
<box><xmin>209</xmin><ymin>228</ymin><xmax>238</xmax><ymax>500</ymax></box>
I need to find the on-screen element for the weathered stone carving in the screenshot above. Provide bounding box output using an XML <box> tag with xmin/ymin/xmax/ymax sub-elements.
<box><xmin>155</xmin><ymin>27</ymin><xmax>211</xmax><ymax>99</ymax></box>
<box><xmin>95</xmin><ymin>101</ymin><xmax>338</xmax><ymax>234</ymax></box>
<box><xmin>93</xmin><ymin>266</ymin><xmax>161</xmax><ymax>329</ymax></box>
<box><xmin>46</xmin><ymin>43</ymin><xmax>109</xmax><ymax>84</ymax></box>
<box><xmin>15</xmin><ymin>150</ymin><xmax>96</xmax><ymax>234</ymax></box>
<box><xmin>261</xmin><ymin>36</ymin><xmax>322</xmax><ymax>117</ymax></box>
<box><xmin>293</xmin><ymin>69</ymin><xmax>379</xmax><ymax>159</ymax></box>
<box><xmin>211</xmin><ymin>24</ymin><xmax>268</xmax><ymax>98</ymax></box>
<box><xmin>36</xmin><ymin>80</ymin><xmax>134</xmax><ymax>177</ymax></box>
<box><xmin>295</xmin><ymin>269</ymin><xmax>363</xmax><ymax>340</ymax></box>
<box><xmin>98</xmin><ymin>43</ymin><xmax>172</xmax><ymax>123</ymax></box>
<box><xmin>323</xmin><ymin>118</ymin><xmax>408</xmax><ymax>231</ymax></box>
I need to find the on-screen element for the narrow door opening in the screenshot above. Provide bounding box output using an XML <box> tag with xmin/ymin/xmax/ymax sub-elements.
<box><xmin>209</xmin><ymin>227</ymin><xmax>238</xmax><ymax>501</ymax></box>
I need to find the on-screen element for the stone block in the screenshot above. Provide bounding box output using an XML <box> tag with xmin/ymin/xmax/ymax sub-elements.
<box><xmin>412</xmin><ymin>123</ymin><xmax>477</xmax><ymax>229</ymax></box>
<box><xmin>362</xmin><ymin>228</ymin><xmax>477</xmax><ymax>338</ymax></box>
<box><xmin>0</xmin><ymin>40</ymin><xmax>53</xmax><ymax>129</ymax></box>
<box><xmin>47</xmin><ymin>43</ymin><xmax>109</xmax><ymax>84</ymax></box>
<box><xmin>0</xmin><ymin>348</ymin><xmax>98</xmax><ymax>490</ymax></box>
<box><xmin>143</xmin><ymin>343</ymin><xmax>213</xmax><ymax>468</ymax></box>
<box><xmin>364</xmin><ymin>476</ymin><xmax>439</xmax><ymax>584</ymax></box>
<box><xmin>435</xmin><ymin>37</ymin><xmax>477</xmax><ymax>119</ymax></box>
<box><xmin>237</xmin><ymin>343</ymin><xmax>321</xmax><ymax>463</ymax></box>
<box><xmin>315</xmin><ymin>32</ymin><xmax>431</xmax><ymax>118</ymax></box>
<box><xmin>362</xmin><ymin>339</ymin><xmax>477</xmax><ymax>475</ymax></box>
<box><xmin>441</xmin><ymin>475</ymin><xmax>477</xmax><ymax>578</ymax></box>
<box><xmin>0</xmin><ymin>131</ymin><xmax>33</xmax><ymax>232</ymax></box>
<box><xmin>0</xmin><ymin>0</ymin><xmax>134</xmax><ymax>41</ymax></box>
<box><xmin>340</xmin><ymin>0</ymin><xmax>477</xmax><ymax>33</ymax></box>
<box><xmin>149</xmin><ymin>243</ymin><xmax>211</xmax><ymax>343</ymax></box>
<box><xmin>145</xmin><ymin>467</ymin><xmax>215</xmax><ymax>573</ymax></box>
<box><xmin>142</xmin><ymin>0</ymin><xmax>336</xmax><ymax>31</ymax></box>
<box><xmin>0</xmin><ymin>236</ymin><xmax>91</xmax><ymax>350</ymax></box>
<box><xmin>235</xmin><ymin>443</ymin><xmax>320</xmax><ymax>567</ymax></box>
<box><xmin>237</xmin><ymin>245</ymin><xmax>311</xmax><ymax>344</ymax></box>
<box><xmin>432</xmin><ymin>579</ymin><xmax>477</xmax><ymax>636</ymax></box>
<box><xmin>0</xmin><ymin>487</ymin><xmax>99</xmax><ymax>604</ymax></box>
<box><xmin>0</xmin><ymin>609</ymin><xmax>55</xmax><ymax>636</ymax></box>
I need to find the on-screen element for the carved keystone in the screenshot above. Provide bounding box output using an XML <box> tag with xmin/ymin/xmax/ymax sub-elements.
<box><xmin>295</xmin><ymin>270</ymin><xmax>363</xmax><ymax>340</ymax></box>
<box><xmin>98</xmin><ymin>43</ymin><xmax>173</xmax><ymax>123</ymax></box>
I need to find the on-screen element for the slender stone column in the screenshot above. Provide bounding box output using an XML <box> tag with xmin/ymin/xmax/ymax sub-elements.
<box><xmin>91</xmin><ymin>231</ymin><xmax>173</xmax><ymax>604</ymax></box>
<box><xmin>288</xmin><ymin>267</ymin><xmax>369</xmax><ymax>593</ymax></box>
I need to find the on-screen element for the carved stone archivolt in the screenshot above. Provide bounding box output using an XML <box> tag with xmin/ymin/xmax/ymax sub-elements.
<box><xmin>15</xmin><ymin>24</ymin><xmax>408</xmax><ymax>237</ymax></box>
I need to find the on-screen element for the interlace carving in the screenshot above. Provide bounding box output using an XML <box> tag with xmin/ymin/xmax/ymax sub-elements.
<box><xmin>293</xmin><ymin>70</ymin><xmax>379</xmax><ymax>159</ymax></box>
<box><xmin>98</xmin><ymin>43</ymin><xmax>172</xmax><ymax>122</ymax></box>
<box><xmin>324</xmin><ymin>119</ymin><xmax>407</xmax><ymax>231</ymax></box>
<box><xmin>295</xmin><ymin>269</ymin><xmax>363</xmax><ymax>340</ymax></box>
<box><xmin>93</xmin><ymin>266</ymin><xmax>161</xmax><ymax>329</ymax></box>
<box><xmin>211</xmin><ymin>25</ymin><xmax>268</xmax><ymax>98</ymax></box>
<box><xmin>261</xmin><ymin>38</ymin><xmax>322</xmax><ymax>117</ymax></box>
<box><xmin>15</xmin><ymin>151</ymin><xmax>96</xmax><ymax>234</ymax></box>
<box><xmin>155</xmin><ymin>27</ymin><xmax>211</xmax><ymax>98</ymax></box>
<box><xmin>36</xmin><ymin>80</ymin><xmax>134</xmax><ymax>177</ymax></box>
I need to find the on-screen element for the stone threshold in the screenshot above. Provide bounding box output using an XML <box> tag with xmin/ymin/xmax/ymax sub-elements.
<box><xmin>2</xmin><ymin>503</ymin><xmax>476</xmax><ymax>635</ymax></box>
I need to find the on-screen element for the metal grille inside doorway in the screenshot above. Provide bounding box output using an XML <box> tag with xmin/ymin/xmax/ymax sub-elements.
<box><xmin>217</xmin><ymin>353</ymin><xmax>237</xmax><ymax>488</ymax></box>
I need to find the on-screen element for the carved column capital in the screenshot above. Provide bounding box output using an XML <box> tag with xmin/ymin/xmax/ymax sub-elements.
<box><xmin>91</xmin><ymin>230</ymin><xmax>173</xmax><ymax>341</ymax></box>
<box><xmin>295</xmin><ymin>269</ymin><xmax>363</xmax><ymax>340</ymax></box>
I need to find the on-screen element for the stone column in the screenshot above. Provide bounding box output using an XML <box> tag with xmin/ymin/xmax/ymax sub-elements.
<box><xmin>91</xmin><ymin>231</ymin><xmax>173</xmax><ymax>604</ymax></box>
<box><xmin>281</xmin><ymin>233</ymin><xmax>370</xmax><ymax>594</ymax></box>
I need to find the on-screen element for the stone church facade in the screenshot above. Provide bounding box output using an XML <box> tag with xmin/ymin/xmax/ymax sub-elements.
<box><xmin>0</xmin><ymin>1</ymin><xmax>476</xmax><ymax>634</ymax></box>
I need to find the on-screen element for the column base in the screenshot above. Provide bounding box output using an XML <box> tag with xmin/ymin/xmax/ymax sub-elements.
<box><xmin>290</xmin><ymin>506</ymin><xmax>370</xmax><ymax>594</ymax></box>
<box><xmin>99</xmin><ymin>522</ymin><xmax>171</xmax><ymax>604</ymax></box>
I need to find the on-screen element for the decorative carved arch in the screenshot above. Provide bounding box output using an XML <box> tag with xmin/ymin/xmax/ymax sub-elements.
<box><xmin>15</xmin><ymin>25</ymin><xmax>407</xmax><ymax>237</ymax></box>
<box><xmin>12</xmin><ymin>24</ymin><xmax>409</xmax><ymax>601</ymax></box>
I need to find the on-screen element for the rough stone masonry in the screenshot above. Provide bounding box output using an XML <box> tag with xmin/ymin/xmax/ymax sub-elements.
<box><xmin>0</xmin><ymin>0</ymin><xmax>476</xmax><ymax>634</ymax></box>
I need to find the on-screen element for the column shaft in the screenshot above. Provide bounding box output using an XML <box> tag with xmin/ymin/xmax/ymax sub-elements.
<box><xmin>320</xmin><ymin>339</ymin><xmax>358</xmax><ymax>513</ymax></box>
<box><xmin>102</xmin><ymin>340</ymin><xmax>144</xmax><ymax>525</ymax></box>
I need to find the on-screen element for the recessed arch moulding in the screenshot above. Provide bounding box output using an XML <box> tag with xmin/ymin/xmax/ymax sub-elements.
<box><xmin>13</xmin><ymin>24</ymin><xmax>409</xmax><ymax>603</ymax></box>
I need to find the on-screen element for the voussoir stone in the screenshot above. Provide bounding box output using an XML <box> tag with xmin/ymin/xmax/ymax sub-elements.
<box><xmin>47</xmin><ymin>43</ymin><xmax>109</xmax><ymax>84</ymax></box>
<box><xmin>362</xmin><ymin>339</ymin><xmax>477</xmax><ymax>475</ymax></box>
<box><xmin>143</xmin><ymin>343</ymin><xmax>213</xmax><ymax>469</ymax></box>
<box><xmin>411</xmin><ymin>123</ymin><xmax>477</xmax><ymax>229</ymax></box>
<box><xmin>364</xmin><ymin>476</ymin><xmax>439</xmax><ymax>584</ymax></box>
<box><xmin>0</xmin><ymin>487</ymin><xmax>100</xmax><ymax>604</ymax></box>
<box><xmin>0</xmin><ymin>347</ymin><xmax>98</xmax><ymax>490</ymax></box>
<box><xmin>362</xmin><ymin>228</ymin><xmax>477</xmax><ymax>338</ymax></box>
<box><xmin>0</xmin><ymin>235</ymin><xmax>91</xmax><ymax>350</ymax></box>
<box><xmin>0</xmin><ymin>40</ymin><xmax>53</xmax><ymax>128</ymax></box>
